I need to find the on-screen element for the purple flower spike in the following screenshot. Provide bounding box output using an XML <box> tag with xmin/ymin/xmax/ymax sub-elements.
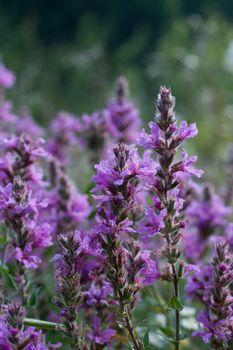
<box><xmin>87</xmin><ymin>316</ymin><xmax>116</xmax><ymax>345</ymax></box>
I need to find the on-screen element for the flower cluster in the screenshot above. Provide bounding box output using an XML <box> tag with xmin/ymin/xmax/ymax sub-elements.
<box><xmin>0</xmin><ymin>301</ymin><xmax>59</xmax><ymax>350</ymax></box>
<box><xmin>1</xmin><ymin>62</ymin><xmax>232</xmax><ymax>350</ymax></box>
<box><xmin>184</xmin><ymin>184</ymin><xmax>231</xmax><ymax>262</ymax></box>
<box><xmin>106</xmin><ymin>77</ymin><xmax>141</xmax><ymax>143</ymax></box>
<box><xmin>91</xmin><ymin>143</ymin><xmax>159</xmax><ymax>349</ymax></box>
<box><xmin>47</xmin><ymin>112</ymin><xmax>81</xmax><ymax>166</ymax></box>
<box><xmin>0</xmin><ymin>63</ymin><xmax>15</xmax><ymax>91</ymax></box>
<box><xmin>48</xmin><ymin>161</ymin><xmax>90</xmax><ymax>234</ymax></box>
<box><xmin>53</xmin><ymin>230</ymin><xmax>100</xmax><ymax>349</ymax></box>
<box><xmin>188</xmin><ymin>241</ymin><xmax>233</xmax><ymax>348</ymax></box>
<box><xmin>139</xmin><ymin>86</ymin><xmax>203</xmax><ymax>348</ymax></box>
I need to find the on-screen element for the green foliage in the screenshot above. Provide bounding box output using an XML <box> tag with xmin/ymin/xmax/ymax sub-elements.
<box><xmin>168</xmin><ymin>296</ymin><xmax>183</xmax><ymax>311</ymax></box>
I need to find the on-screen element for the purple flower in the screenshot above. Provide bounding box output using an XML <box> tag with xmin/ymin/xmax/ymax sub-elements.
<box><xmin>0</xmin><ymin>303</ymin><xmax>54</xmax><ymax>349</ymax></box>
<box><xmin>186</xmin><ymin>264</ymin><xmax>213</xmax><ymax>301</ymax></box>
<box><xmin>0</xmin><ymin>177</ymin><xmax>52</xmax><ymax>270</ymax></box>
<box><xmin>16</xmin><ymin>112</ymin><xmax>45</xmax><ymax>138</ymax></box>
<box><xmin>140</xmin><ymin>207</ymin><xmax>167</xmax><ymax>241</ymax></box>
<box><xmin>175</xmin><ymin>121</ymin><xmax>198</xmax><ymax>142</ymax></box>
<box><xmin>138</xmin><ymin>252</ymin><xmax>161</xmax><ymax>285</ymax></box>
<box><xmin>15</xmin><ymin>244</ymin><xmax>41</xmax><ymax>269</ymax></box>
<box><xmin>106</xmin><ymin>77</ymin><xmax>141</xmax><ymax>143</ymax></box>
<box><xmin>187</xmin><ymin>185</ymin><xmax>231</xmax><ymax>232</ymax></box>
<box><xmin>0</xmin><ymin>101</ymin><xmax>17</xmax><ymax>123</ymax></box>
<box><xmin>47</xmin><ymin>166</ymin><xmax>91</xmax><ymax>234</ymax></box>
<box><xmin>172</xmin><ymin>149</ymin><xmax>204</xmax><ymax>180</ymax></box>
<box><xmin>85</xmin><ymin>280</ymin><xmax>113</xmax><ymax>306</ymax></box>
<box><xmin>87</xmin><ymin>316</ymin><xmax>116</xmax><ymax>345</ymax></box>
<box><xmin>139</xmin><ymin>122</ymin><xmax>162</xmax><ymax>150</ymax></box>
<box><xmin>78</xmin><ymin>110</ymin><xmax>108</xmax><ymax>152</ymax></box>
<box><xmin>193</xmin><ymin>311</ymin><xmax>233</xmax><ymax>344</ymax></box>
<box><xmin>47</xmin><ymin>112</ymin><xmax>80</xmax><ymax>164</ymax></box>
<box><xmin>0</xmin><ymin>63</ymin><xmax>15</xmax><ymax>89</ymax></box>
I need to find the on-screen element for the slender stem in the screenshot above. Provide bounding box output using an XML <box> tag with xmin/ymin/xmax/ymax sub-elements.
<box><xmin>172</xmin><ymin>264</ymin><xmax>180</xmax><ymax>350</ymax></box>
<box><xmin>124</xmin><ymin>311</ymin><xmax>142</xmax><ymax>350</ymax></box>
<box><xmin>117</xmin><ymin>286</ymin><xmax>142</xmax><ymax>350</ymax></box>
<box><xmin>24</xmin><ymin>318</ymin><xmax>62</xmax><ymax>331</ymax></box>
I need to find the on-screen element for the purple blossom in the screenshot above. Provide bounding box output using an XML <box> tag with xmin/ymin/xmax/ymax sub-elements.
<box><xmin>16</xmin><ymin>112</ymin><xmax>45</xmax><ymax>138</ymax></box>
<box><xmin>47</xmin><ymin>164</ymin><xmax>90</xmax><ymax>234</ymax></box>
<box><xmin>187</xmin><ymin>184</ymin><xmax>231</xmax><ymax>232</ymax></box>
<box><xmin>87</xmin><ymin>316</ymin><xmax>116</xmax><ymax>345</ymax></box>
<box><xmin>0</xmin><ymin>177</ymin><xmax>52</xmax><ymax>270</ymax></box>
<box><xmin>0</xmin><ymin>101</ymin><xmax>17</xmax><ymax>123</ymax></box>
<box><xmin>0</xmin><ymin>134</ymin><xmax>48</xmax><ymax>188</ymax></box>
<box><xmin>78</xmin><ymin>110</ymin><xmax>109</xmax><ymax>156</ymax></box>
<box><xmin>139</xmin><ymin>121</ymin><xmax>162</xmax><ymax>150</ymax></box>
<box><xmin>171</xmin><ymin>149</ymin><xmax>204</xmax><ymax>180</ymax></box>
<box><xmin>190</xmin><ymin>241</ymin><xmax>233</xmax><ymax>347</ymax></box>
<box><xmin>138</xmin><ymin>252</ymin><xmax>161</xmax><ymax>285</ymax></box>
<box><xmin>175</xmin><ymin>121</ymin><xmax>198</xmax><ymax>142</ymax></box>
<box><xmin>140</xmin><ymin>207</ymin><xmax>167</xmax><ymax>241</ymax></box>
<box><xmin>85</xmin><ymin>280</ymin><xmax>113</xmax><ymax>306</ymax></box>
<box><xmin>0</xmin><ymin>303</ymin><xmax>55</xmax><ymax>350</ymax></box>
<box><xmin>47</xmin><ymin>112</ymin><xmax>81</xmax><ymax>164</ymax></box>
<box><xmin>106</xmin><ymin>77</ymin><xmax>141</xmax><ymax>143</ymax></box>
<box><xmin>15</xmin><ymin>244</ymin><xmax>41</xmax><ymax>269</ymax></box>
<box><xmin>193</xmin><ymin>311</ymin><xmax>233</xmax><ymax>344</ymax></box>
<box><xmin>0</xmin><ymin>63</ymin><xmax>16</xmax><ymax>89</ymax></box>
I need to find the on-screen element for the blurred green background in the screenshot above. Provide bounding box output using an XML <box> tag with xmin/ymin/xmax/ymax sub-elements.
<box><xmin>1</xmin><ymin>0</ymin><xmax>233</xmax><ymax>182</ymax></box>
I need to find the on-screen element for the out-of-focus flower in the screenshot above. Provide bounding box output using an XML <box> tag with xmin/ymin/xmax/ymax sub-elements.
<box><xmin>106</xmin><ymin>77</ymin><xmax>141</xmax><ymax>143</ymax></box>
<box><xmin>87</xmin><ymin>316</ymin><xmax>116</xmax><ymax>345</ymax></box>
<box><xmin>0</xmin><ymin>63</ymin><xmax>15</xmax><ymax>89</ymax></box>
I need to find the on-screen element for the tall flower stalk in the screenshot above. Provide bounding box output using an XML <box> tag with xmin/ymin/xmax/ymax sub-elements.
<box><xmin>188</xmin><ymin>241</ymin><xmax>233</xmax><ymax>349</ymax></box>
<box><xmin>92</xmin><ymin>143</ymin><xmax>158</xmax><ymax>350</ymax></box>
<box><xmin>53</xmin><ymin>231</ymin><xmax>91</xmax><ymax>349</ymax></box>
<box><xmin>139</xmin><ymin>87</ymin><xmax>203</xmax><ymax>350</ymax></box>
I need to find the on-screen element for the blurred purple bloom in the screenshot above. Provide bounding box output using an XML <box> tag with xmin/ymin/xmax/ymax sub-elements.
<box><xmin>106</xmin><ymin>77</ymin><xmax>141</xmax><ymax>143</ymax></box>
<box><xmin>0</xmin><ymin>63</ymin><xmax>16</xmax><ymax>89</ymax></box>
<box><xmin>87</xmin><ymin>316</ymin><xmax>116</xmax><ymax>345</ymax></box>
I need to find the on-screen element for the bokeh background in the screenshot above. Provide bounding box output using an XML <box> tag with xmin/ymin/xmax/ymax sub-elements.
<box><xmin>1</xmin><ymin>0</ymin><xmax>233</xmax><ymax>182</ymax></box>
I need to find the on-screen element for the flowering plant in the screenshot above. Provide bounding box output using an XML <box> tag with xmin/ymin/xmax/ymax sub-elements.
<box><xmin>0</xmin><ymin>62</ymin><xmax>233</xmax><ymax>350</ymax></box>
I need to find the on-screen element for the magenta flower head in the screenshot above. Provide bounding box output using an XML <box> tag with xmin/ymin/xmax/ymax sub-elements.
<box><xmin>0</xmin><ymin>176</ymin><xmax>52</xmax><ymax>270</ymax></box>
<box><xmin>184</xmin><ymin>184</ymin><xmax>231</xmax><ymax>262</ymax></box>
<box><xmin>47</xmin><ymin>111</ymin><xmax>81</xmax><ymax>165</ymax></box>
<box><xmin>53</xmin><ymin>230</ymin><xmax>92</xmax><ymax>348</ymax></box>
<box><xmin>0</xmin><ymin>63</ymin><xmax>16</xmax><ymax>90</ymax></box>
<box><xmin>48</xmin><ymin>162</ymin><xmax>90</xmax><ymax>234</ymax></box>
<box><xmin>0</xmin><ymin>302</ymin><xmax>55</xmax><ymax>349</ymax></box>
<box><xmin>78</xmin><ymin>110</ymin><xmax>108</xmax><ymax>151</ymax></box>
<box><xmin>15</xmin><ymin>110</ymin><xmax>45</xmax><ymax>138</ymax></box>
<box><xmin>106</xmin><ymin>77</ymin><xmax>141</xmax><ymax>143</ymax></box>
<box><xmin>0</xmin><ymin>133</ymin><xmax>48</xmax><ymax>188</ymax></box>
<box><xmin>191</xmin><ymin>241</ymin><xmax>233</xmax><ymax>348</ymax></box>
<box><xmin>138</xmin><ymin>86</ymin><xmax>203</xmax><ymax>349</ymax></box>
<box><xmin>87</xmin><ymin>316</ymin><xmax>116</xmax><ymax>345</ymax></box>
<box><xmin>91</xmin><ymin>142</ymin><xmax>159</xmax><ymax>349</ymax></box>
<box><xmin>139</xmin><ymin>87</ymin><xmax>202</xmax><ymax>254</ymax></box>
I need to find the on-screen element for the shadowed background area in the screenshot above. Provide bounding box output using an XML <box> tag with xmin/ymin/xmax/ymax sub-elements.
<box><xmin>1</xmin><ymin>0</ymin><xmax>233</xmax><ymax>181</ymax></box>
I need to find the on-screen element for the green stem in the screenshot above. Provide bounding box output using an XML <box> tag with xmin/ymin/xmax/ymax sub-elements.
<box><xmin>24</xmin><ymin>318</ymin><xmax>62</xmax><ymax>331</ymax></box>
<box><xmin>171</xmin><ymin>264</ymin><xmax>180</xmax><ymax>350</ymax></box>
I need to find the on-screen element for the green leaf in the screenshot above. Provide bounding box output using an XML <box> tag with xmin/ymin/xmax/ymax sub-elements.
<box><xmin>24</xmin><ymin>318</ymin><xmax>61</xmax><ymax>331</ymax></box>
<box><xmin>0</xmin><ymin>235</ymin><xmax>7</xmax><ymax>244</ymax></box>
<box><xmin>28</xmin><ymin>286</ymin><xmax>43</xmax><ymax>307</ymax></box>
<box><xmin>84</xmin><ymin>181</ymin><xmax>95</xmax><ymax>194</ymax></box>
<box><xmin>0</xmin><ymin>264</ymin><xmax>9</xmax><ymax>274</ymax></box>
<box><xmin>143</xmin><ymin>328</ymin><xmax>150</xmax><ymax>348</ymax></box>
<box><xmin>168</xmin><ymin>295</ymin><xmax>183</xmax><ymax>311</ymax></box>
<box><xmin>159</xmin><ymin>326</ymin><xmax>174</xmax><ymax>338</ymax></box>
<box><xmin>6</xmin><ymin>273</ymin><xmax>19</xmax><ymax>291</ymax></box>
